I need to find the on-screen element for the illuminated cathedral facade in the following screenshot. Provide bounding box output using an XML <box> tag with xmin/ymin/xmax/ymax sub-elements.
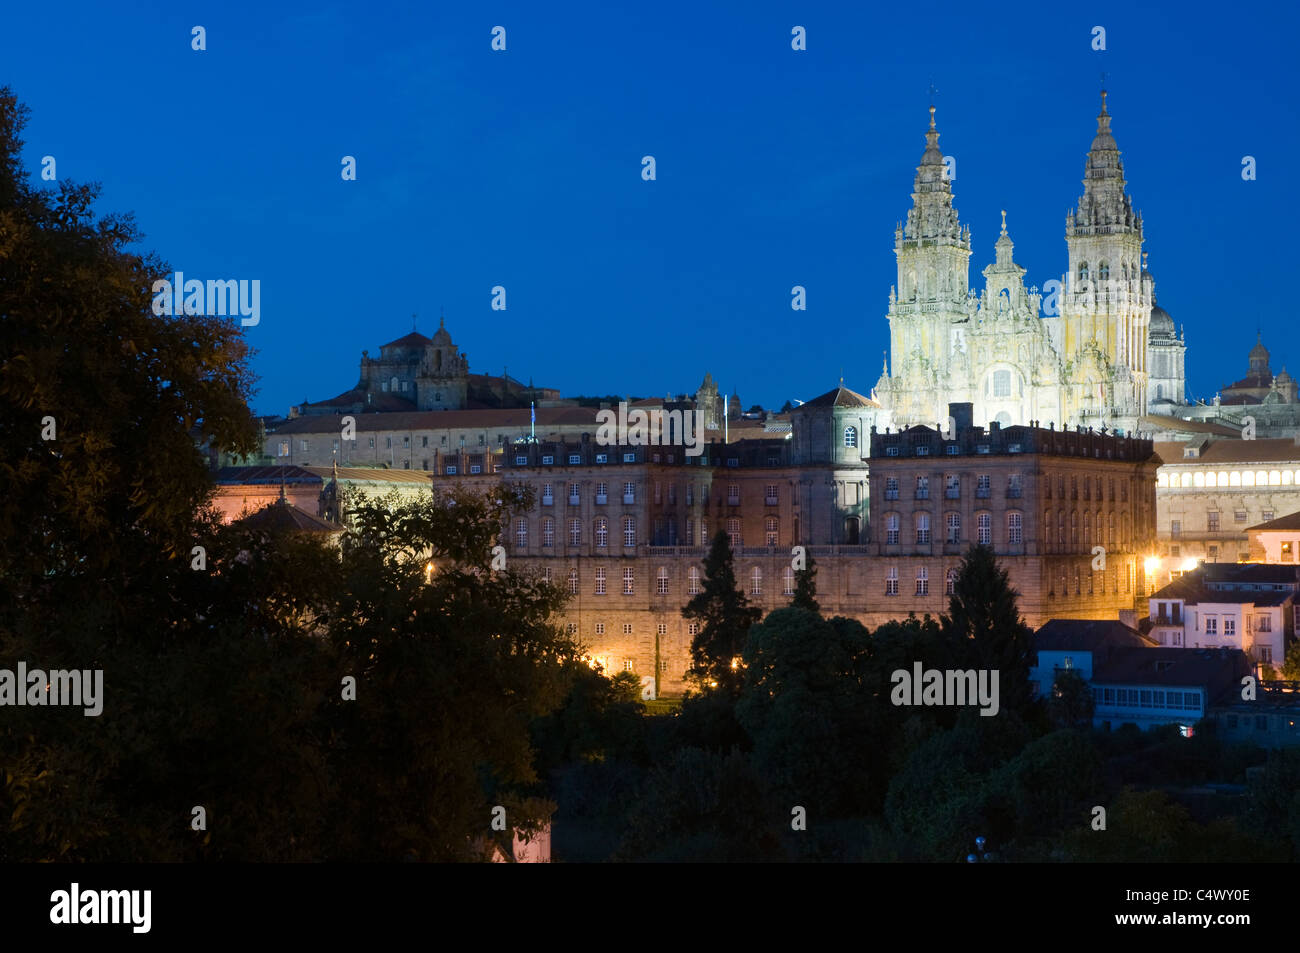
<box><xmin>874</xmin><ymin>91</ymin><xmax>1187</xmax><ymax>436</ymax></box>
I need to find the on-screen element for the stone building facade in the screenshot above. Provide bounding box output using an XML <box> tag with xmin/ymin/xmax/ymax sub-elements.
<box><xmin>1152</xmin><ymin>436</ymin><xmax>1300</xmax><ymax>574</ymax></box>
<box><xmin>865</xmin><ymin>404</ymin><xmax>1160</xmax><ymax>630</ymax></box>
<box><xmin>874</xmin><ymin>92</ymin><xmax>1186</xmax><ymax>436</ymax></box>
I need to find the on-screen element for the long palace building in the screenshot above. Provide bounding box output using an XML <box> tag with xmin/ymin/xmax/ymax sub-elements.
<box><xmin>217</xmin><ymin>394</ymin><xmax>1160</xmax><ymax>697</ymax></box>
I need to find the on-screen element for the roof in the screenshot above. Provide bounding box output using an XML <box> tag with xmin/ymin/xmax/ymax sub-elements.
<box><xmin>305</xmin><ymin>387</ymin><xmax>418</xmax><ymax>412</ymax></box>
<box><xmin>270</xmin><ymin>406</ymin><xmax>603</xmax><ymax>435</ymax></box>
<box><xmin>381</xmin><ymin>331</ymin><xmax>431</xmax><ymax>349</ymax></box>
<box><xmin>1142</xmin><ymin>416</ymin><xmax>1241</xmax><ymax>438</ymax></box>
<box><xmin>234</xmin><ymin>497</ymin><xmax>344</xmax><ymax>533</ymax></box>
<box><xmin>1092</xmin><ymin>646</ymin><xmax>1251</xmax><ymax>692</ymax></box>
<box><xmin>301</xmin><ymin>466</ymin><xmax>435</xmax><ymax>485</ymax></box>
<box><xmin>214</xmin><ymin>465</ymin><xmax>322</xmax><ymax>485</ymax></box>
<box><xmin>1149</xmin><ymin>580</ymin><xmax>1292</xmax><ymax>607</ymax></box>
<box><xmin>1246</xmin><ymin>511</ymin><xmax>1300</xmax><ymax>532</ymax></box>
<box><xmin>1153</xmin><ymin>437</ymin><xmax>1300</xmax><ymax>466</ymax></box>
<box><xmin>799</xmin><ymin>385</ymin><xmax>880</xmax><ymax>410</ymax></box>
<box><xmin>1035</xmin><ymin>619</ymin><xmax>1157</xmax><ymax>651</ymax></box>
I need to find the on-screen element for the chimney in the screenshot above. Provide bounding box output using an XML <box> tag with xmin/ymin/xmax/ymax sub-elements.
<box><xmin>948</xmin><ymin>402</ymin><xmax>973</xmax><ymax>434</ymax></box>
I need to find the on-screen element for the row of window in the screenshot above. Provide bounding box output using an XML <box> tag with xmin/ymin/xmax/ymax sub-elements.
<box><xmin>1049</xmin><ymin>563</ymin><xmax>1135</xmax><ymax>597</ymax></box>
<box><xmin>1046</xmin><ymin>474</ymin><xmax>1128</xmax><ymax>502</ymax></box>
<box><xmin>1159</xmin><ymin>469</ymin><xmax>1300</xmax><ymax>488</ymax></box>
<box><xmin>513</xmin><ymin>516</ymin><xmax>781</xmax><ymax>549</ymax></box>
<box><xmin>284</xmin><ymin>433</ymin><xmax>497</xmax><ymax>453</ymax></box>
<box><xmin>1076</xmin><ymin>259</ymin><xmax>1138</xmax><ymax>282</ymax></box>
<box><xmin>890</xmin><ymin>474</ymin><xmax>1023</xmax><ymax>500</ymax></box>
<box><xmin>1170</xmin><ymin>511</ymin><xmax>1274</xmax><ymax>537</ymax></box>
<box><xmin>1093</xmin><ymin>687</ymin><xmax>1202</xmax><ymax>710</ymax></box>
<box><xmin>579</xmin><ymin>622</ymin><xmax>701</xmax><ymax>638</ymax></box>
<box><xmin>531</xmin><ymin>482</ymin><xmax>786</xmax><ymax>507</ymax></box>
<box><xmin>882</xmin><ymin>511</ymin><xmax>1021</xmax><ymax>546</ymax></box>
<box><xmin>883</xmin><ymin>566</ymin><xmax>957</xmax><ymax>597</ymax></box>
<box><xmin>521</xmin><ymin>452</ymin><xmax>639</xmax><ymax>466</ymax></box>
<box><xmin>1042</xmin><ymin>509</ymin><xmax>1136</xmax><ymax>551</ymax></box>
<box><xmin>542</xmin><ymin>565</ymin><xmax>798</xmax><ymax>597</ymax></box>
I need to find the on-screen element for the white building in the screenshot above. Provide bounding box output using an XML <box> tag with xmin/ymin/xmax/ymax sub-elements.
<box><xmin>1147</xmin><ymin>565</ymin><xmax>1297</xmax><ymax>671</ymax></box>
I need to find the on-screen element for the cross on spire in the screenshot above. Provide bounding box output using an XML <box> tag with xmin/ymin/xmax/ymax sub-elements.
<box><xmin>412</xmin><ymin>312</ymin><xmax>417</xmax><ymax>331</ymax></box>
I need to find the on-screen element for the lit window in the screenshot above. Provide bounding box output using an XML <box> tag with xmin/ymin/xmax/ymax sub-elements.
<box><xmin>595</xmin><ymin>568</ymin><xmax>607</xmax><ymax>595</ymax></box>
<box><xmin>1007</xmin><ymin>512</ymin><xmax>1022</xmax><ymax>544</ymax></box>
<box><xmin>844</xmin><ymin>426</ymin><xmax>858</xmax><ymax>448</ymax></box>
<box><xmin>886</xmin><ymin>566</ymin><xmax>898</xmax><ymax>595</ymax></box>
<box><xmin>977</xmin><ymin>512</ymin><xmax>991</xmax><ymax>545</ymax></box>
<box><xmin>916</xmin><ymin>567</ymin><xmax>929</xmax><ymax>596</ymax></box>
<box><xmin>657</xmin><ymin>567</ymin><xmax>669</xmax><ymax>594</ymax></box>
<box><xmin>688</xmin><ymin>567</ymin><xmax>700</xmax><ymax>595</ymax></box>
<box><xmin>750</xmin><ymin>567</ymin><xmax>762</xmax><ymax>596</ymax></box>
<box><xmin>623</xmin><ymin>567</ymin><xmax>635</xmax><ymax>595</ymax></box>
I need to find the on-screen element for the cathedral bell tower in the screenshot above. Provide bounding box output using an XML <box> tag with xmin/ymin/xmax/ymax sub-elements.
<box><xmin>881</xmin><ymin>105</ymin><xmax>972</xmax><ymax>427</ymax></box>
<box><xmin>1061</xmin><ymin>89</ymin><xmax>1153</xmax><ymax>430</ymax></box>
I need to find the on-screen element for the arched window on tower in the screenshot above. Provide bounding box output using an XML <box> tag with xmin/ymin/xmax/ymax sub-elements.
<box><xmin>844</xmin><ymin>426</ymin><xmax>858</xmax><ymax>448</ymax></box>
<box><xmin>1098</xmin><ymin>261</ymin><xmax>1109</xmax><ymax>280</ymax></box>
<box><xmin>1078</xmin><ymin>262</ymin><xmax>1089</xmax><ymax>282</ymax></box>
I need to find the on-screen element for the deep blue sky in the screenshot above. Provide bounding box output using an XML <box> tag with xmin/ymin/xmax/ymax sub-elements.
<box><xmin>5</xmin><ymin>1</ymin><xmax>1296</xmax><ymax>416</ymax></box>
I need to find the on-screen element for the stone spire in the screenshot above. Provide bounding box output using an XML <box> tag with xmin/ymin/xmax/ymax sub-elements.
<box><xmin>903</xmin><ymin>105</ymin><xmax>967</xmax><ymax>245</ymax></box>
<box><xmin>994</xmin><ymin>209</ymin><xmax>1014</xmax><ymax>266</ymax></box>
<box><xmin>1070</xmin><ymin>88</ymin><xmax>1140</xmax><ymax>235</ymax></box>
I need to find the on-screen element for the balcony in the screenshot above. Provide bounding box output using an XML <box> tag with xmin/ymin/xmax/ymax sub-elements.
<box><xmin>976</xmin><ymin>489</ymin><xmax>990</xmax><ymax>499</ymax></box>
<box><xmin>1006</xmin><ymin>488</ymin><xmax>1022</xmax><ymax>498</ymax></box>
<box><xmin>915</xmin><ymin>490</ymin><xmax>930</xmax><ymax>500</ymax></box>
<box><xmin>541</xmin><ymin>494</ymin><xmax>554</xmax><ymax>506</ymax></box>
<box><xmin>568</xmin><ymin>495</ymin><xmax>581</xmax><ymax>506</ymax></box>
<box><xmin>765</xmin><ymin>496</ymin><xmax>779</xmax><ymax>506</ymax></box>
<box><xmin>884</xmin><ymin>490</ymin><xmax>899</xmax><ymax>500</ymax></box>
<box><xmin>623</xmin><ymin>493</ymin><xmax>635</xmax><ymax>504</ymax></box>
<box><xmin>945</xmin><ymin>489</ymin><xmax>960</xmax><ymax>499</ymax></box>
<box><xmin>595</xmin><ymin>493</ymin><xmax>607</xmax><ymax>505</ymax></box>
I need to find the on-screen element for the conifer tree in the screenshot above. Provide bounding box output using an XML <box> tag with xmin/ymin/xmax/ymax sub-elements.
<box><xmin>683</xmin><ymin>530</ymin><xmax>761</xmax><ymax>693</ymax></box>
<box><xmin>942</xmin><ymin>544</ymin><xmax>1034</xmax><ymax>715</ymax></box>
<box><xmin>789</xmin><ymin>553</ymin><xmax>820</xmax><ymax>613</ymax></box>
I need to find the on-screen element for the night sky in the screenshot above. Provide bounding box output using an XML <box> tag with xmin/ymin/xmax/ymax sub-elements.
<box><xmin>5</xmin><ymin>0</ymin><xmax>1295</xmax><ymax>416</ymax></box>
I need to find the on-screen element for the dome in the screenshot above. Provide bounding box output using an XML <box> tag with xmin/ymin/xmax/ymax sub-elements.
<box><xmin>1148</xmin><ymin>303</ymin><xmax>1174</xmax><ymax>335</ymax></box>
<box><xmin>1249</xmin><ymin>336</ymin><xmax>1269</xmax><ymax>363</ymax></box>
<box><xmin>1276</xmin><ymin>367</ymin><xmax>1294</xmax><ymax>384</ymax></box>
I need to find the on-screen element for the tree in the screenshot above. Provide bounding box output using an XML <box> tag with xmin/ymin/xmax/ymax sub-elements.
<box><xmin>1047</xmin><ymin>669</ymin><xmax>1095</xmax><ymax>729</ymax></box>
<box><xmin>789</xmin><ymin>553</ymin><xmax>820</xmax><ymax>613</ymax></box>
<box><xmin>942</xmin><ymin>544</ymin><xmax>1035</xmax><ymax>716</ymax></box>
<box><xmin>324</xmin><ymin>486</ymin><xmax>584</xmax><ymax>860</ymax></box>
<box><xmin>683</xmin><ymin>530</ymin><xmax>761</xmax><ymax>693</ymax></box>
<box><xmin>1280</xmin><ymin>640</ymin><xmax>1300</xmax><ymax>680</ymax></box>
<box><xmin>735</xmin><ymin>608</ymin><xmax>872</xmax><ymax>815</ymax></box>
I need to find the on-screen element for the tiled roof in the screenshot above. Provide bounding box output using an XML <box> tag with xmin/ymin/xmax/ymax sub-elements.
<box><xmin>381</xmin><ymin>331</ymin><xmax>431</xmax><ymax>349</ymax></box>
<box><xmin>1034</xmin><ymin>619</ymin><xmax>1157</xmax><ymax>651</ymax></box>
<box><xmin>1140</xmin><ymin>415</ymin><xmax>1241</xmax><ymax>437</ymax></box>
<box><xmin>214</xmin><ymin>465</ymin><xmax>322</xmax><ymax>485</ymax></box>
<box><xmin>234</xmin><ymin>498</ymin><xmax>344</xmax><ymax>533</ymax></box>
<box><xmin>301</xmin><ymin>466</ymin><xmax>434</xmax><ymax>485</ymax></box>
<box><xmin>306</xmin><ymin>387</ymin><xmax>418</xmax><ymax>412</ymax></box>
<box><xmin>1092</xmin><ymin>646</ymin><xmax>1251</xmax><ymax>690</ymax></box>
<box><xmin>269</xmin><ymin>406</ymin><xmax>603</xmax><ymax>435</ymax></box>
<box><xmin>799</xmin><ymin>385</ymin><xmax>880</xmax><ymax>409</ymax></box>
<box><xmin>1153</xmin><ymin>437</ymin><xmax>1300</xmax><ymax>466</ymax></box>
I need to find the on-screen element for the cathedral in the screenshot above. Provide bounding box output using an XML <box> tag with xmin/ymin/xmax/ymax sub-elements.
<box><xmin>874</xmin><ymin>91</ymin><xmax>1188</xmax><ymax>437</ymax></box>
